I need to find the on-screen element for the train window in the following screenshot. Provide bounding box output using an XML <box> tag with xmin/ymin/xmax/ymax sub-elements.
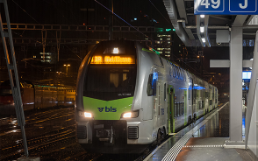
<box><xmin>178</xmin><ymin>69</ymin><xmax>181</xmax><ymax>80</ymax></box>
<box><xmin>179</xmin><ymin>103</ymin><xmax>181</xmax><ymax>116</ymax></box>
<box><xmin>209</xmin><ymin>100</ymin><xmax>212</xmax><ymax>105</ymax></box>
<box><xmin>176</xmin><ymin>68</ymin><xmax>179</xmax><ymax>79</ymax></box>
<box><xmin>173</xmin><ymin>67</ymin><xmax>176</xmax><ymax>78</ymax></box>
<box><xmin>180</xmin><ymin>103</ymin><xmax>184</xmax><ymax>116</ymax></box>
<box><xmin>174</xmin><ymin>103</ymin><xmax>176</xmax><ymax>117</ymax></box>
<box><xmin>0</xmin><ymin>88</ymin><xmax>12</xmax><ymax>96</ymax></box>
<box><xmin>177</xmin><ymin>103</ymin><xmax>180</xmax><ymax>116</ymax></box>
<box><xmin>159</xmin><ymin>57</ymin><xmax>163</xmax><ymax>67</ymax></box>
<box><xmin>84</xmin><ymin>64</ymin><xmax>137</xmax><ymax>100</ymax></box>
<box><xmin>174</xmin><ymin>103</ymin><xmax>178</xmax><ymax>117</ymax></box>
<box><xmin>177</xmin><ymin>103</ymin><xmax>179</xmax><ymax>117</ymax></box>
<box><xmin>164</xmin><ymin>83</ymin><xmax>166</xmax><ymax>101</ymax></box>
<box><xmin>205</xmin><ymin>92</ymin><xmax>209</xmax><ymax>98</ymax></box>
<box><xmin>147</xmin><ymin>73</ymin><xmax>157</xmax><ymax>96</ymax></box>
<box><xmin>188</xmin><ymin>89</ymin><xmax>190</xmax><ymax>100</ymax></box>
<box><xmin>193</xmin><ymin>89</ymin><xmax>196</xmax><ymax>99</ymax></box>
<box><xmin>181</xmin><ymin>70</ymin><xmax>183</xmax><ymax>80</ymax></box>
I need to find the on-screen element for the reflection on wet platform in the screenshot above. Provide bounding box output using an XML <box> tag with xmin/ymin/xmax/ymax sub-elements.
<box><xmin>147</xmin><ymin>104</ymin><xmax>228</xmax><ymax>161</ymax></box>
<box><xmin>147</xmin><ymin>103</ymin><xmax>255</xmax><ymax>161</ymax></box>
<box><xmin>176</xmin><ymin>104</ymin><xmax>255</xmax><ymax>161</ymax></box>
<box><xmin>193</xmin><ymin>104</ymin><xmax>229</xmax><ymax>138</ymax></box>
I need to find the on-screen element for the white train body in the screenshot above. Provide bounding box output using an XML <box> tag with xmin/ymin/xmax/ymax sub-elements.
<box><xmin>75</xmin><ymin>41</ymin><xmax>218</xmax><ymax>153</ymax></box>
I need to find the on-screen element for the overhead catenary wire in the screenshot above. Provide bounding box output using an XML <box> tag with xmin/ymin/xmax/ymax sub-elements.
<box><xmin>172</xmin><ymin>54</ymin><xmax>202</xmax><ymax>76</ymax></box>
<box><xmin>148</xmin><ymin>0</ymin><xmax>171</xmax><ymax>25</ymax></box>
<box><xmin>11</xmin><ymin>0</ymin><xmax>82</xmax><ymax>60</ymax></box>
<box><xmin>11</xmin><ymin>0</ymin><xmax>39</xmax><ymax>23</ymax></box>
<box><xmin>94</xmin><ymin>0</ymin><xmax>149</xmax><ymax>39</ymax></box>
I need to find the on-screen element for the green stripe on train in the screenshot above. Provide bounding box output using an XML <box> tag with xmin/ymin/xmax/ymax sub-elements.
<box><xmin>83</xmin><ymin>96</ymin><xmax>134</xmax><ymax>120</ymax></box>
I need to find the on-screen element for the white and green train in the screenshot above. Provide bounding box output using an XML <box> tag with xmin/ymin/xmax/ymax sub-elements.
<box><xmin>75</xmin><ymin>40</ymin><xmax>218</xmax><ymax>153</ymax></box>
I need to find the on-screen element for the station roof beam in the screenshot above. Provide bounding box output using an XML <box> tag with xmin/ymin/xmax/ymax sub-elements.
<box><xmin>175</xmin><ymin>0</ymin><xmax>195</xmax><ymax>40</ymax></box>
<box><xmin>163</xmin><ymin>0</ymin><xmax>200</xmax><ymax>46</ymax></box>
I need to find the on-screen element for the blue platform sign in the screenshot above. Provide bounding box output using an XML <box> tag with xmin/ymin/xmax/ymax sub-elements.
<box><xmin>194</xmin><ymin>0</ymin><xmax>258</xmax><ymax>15</ymax></box>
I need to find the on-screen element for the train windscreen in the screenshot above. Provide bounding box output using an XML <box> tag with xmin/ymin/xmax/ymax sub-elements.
<box><xmin>84</xmin><ymin>65</ymin><xmax>136</xmax><ymax>100</ymax></box>
<box><xmin>83</xmin><ymin>41</ymin><xmax>137</xmax><ymax>101</ymax></box>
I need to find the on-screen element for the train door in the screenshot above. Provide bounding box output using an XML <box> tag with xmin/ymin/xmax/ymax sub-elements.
<box><xmin>168</xmin><ymin>85</ymin><xmax>175</xmax><ymax>133</ymax></box>
<box><xmin>158</xmin><ymin>83</ymin><xmax>161</xmax><ymax>126</ymax></box>
<box><xmin>188</xmin><ymin>78</ymin><xmax>193</xmax><ymax>121</ymax></box>
<box><xmin>184</xmin><ymin>90</ymin><xmax>187</xmax><ymax>126</ymax></box>
<box><xmin>192</xmin><ymin>79</ymin><xmax>195</xmax><ymax>119</ymax></box>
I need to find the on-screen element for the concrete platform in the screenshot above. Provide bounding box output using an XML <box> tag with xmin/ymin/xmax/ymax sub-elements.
<box><xmin>17</xmin><ymin>156</ymin><xmax>40</xmax><ymax>161</ymax></box>
<box><xmin>177</xmin><ymin>137</ymin><xmax>256</xmax><ymax>161</ymax></box>
<box><xmin>145</xmin><ymin>103</ymin><xmax>258</xmax><ymax>161</ymax></box>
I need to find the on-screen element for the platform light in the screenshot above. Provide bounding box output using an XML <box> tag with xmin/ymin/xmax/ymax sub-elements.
<box><xmin>202</xmin><ymin>38</ymin><xmax>206</xmax><ymax>43</ymax></box>
<box><xmin>113</xmin><ymin>47</ymin><xmax>119</xmax><ymax>54</ymax></box>
<box><xmin>242</xmin><ymin>71</ymin><xmax>252</xmax><ymax>79</ymax></box>
<box><xmin>250</xmin><ymin>58</ymin><xmax>253</xmax><ymax>61</ymax></box>
<box><xmin>200</xmin><ymin>26</ymin><xmax>204</xmax><ymax>33</ymax></box>
<box><xmin>200</xmin><ymin>15</ymin><xmax>205</xmax><ymax>18</ymax></box>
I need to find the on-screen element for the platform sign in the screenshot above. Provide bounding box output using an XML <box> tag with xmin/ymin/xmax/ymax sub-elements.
<box><xmin>194</xmin><ymin>0</ymin><xmax>258</xmax><ymax>15</ymax></box>
<box><xmin>242</xmin><ymin>71</ymin><xmax>252</xmax><ymax>79</ymax></box>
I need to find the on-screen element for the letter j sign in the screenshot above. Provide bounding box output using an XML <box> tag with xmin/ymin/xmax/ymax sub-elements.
<box><xmin>194</xmin><ymin>0</ymin><xmax>258</xmax><ymax>15</ymax></box>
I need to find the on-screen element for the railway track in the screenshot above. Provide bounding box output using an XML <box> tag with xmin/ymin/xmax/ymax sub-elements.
<box><xmin>1</xmin><ymin>105</ymin><xmax>221</xmax><ymax>161</ymax></box>
<box><xmin>0</xmin><ymin>124</ymin><xmax>76</xmax><ymax>160</ymax></box>
<box><xmin>0</xmin><ymin>106</ymin><xmax>103</xmax><ymax>161</ymax></box>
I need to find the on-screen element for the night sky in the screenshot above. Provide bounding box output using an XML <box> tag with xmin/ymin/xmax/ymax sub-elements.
<box><xmin>2</xmin><ymin>0</ymin><xmax>248</xmax><ymax>93</ymax></box>
<box><xmin>7</xmin><ymin>0</ymin><xmax>171</xmax><ymax>27</ymax></box>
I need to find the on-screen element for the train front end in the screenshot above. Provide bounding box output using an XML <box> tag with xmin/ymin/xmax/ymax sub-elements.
<box><xmin>75</xmin><ymin>41</ymin><xmax>145</xmax><ymax>153</ymax></box>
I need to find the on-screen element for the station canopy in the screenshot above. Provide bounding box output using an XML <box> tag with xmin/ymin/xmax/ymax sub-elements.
<box><xmin>163</xmin><ymin>0</ymin><xmax>258</xmax><ymax>47</ymax></box>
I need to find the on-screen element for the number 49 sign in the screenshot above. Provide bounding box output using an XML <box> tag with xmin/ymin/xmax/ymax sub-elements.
<box><xmin>194</xmin><ymin>0</ymin><xmax>258</xmax><ymax>15</ymax></box>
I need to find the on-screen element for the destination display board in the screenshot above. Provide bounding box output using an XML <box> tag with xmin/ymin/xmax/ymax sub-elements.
<box><xmin>194</xmin><ymin>0</ymin><xmax>258</xmax><ymax>15</ymax></box>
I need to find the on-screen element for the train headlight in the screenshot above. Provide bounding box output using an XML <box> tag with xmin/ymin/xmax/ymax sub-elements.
<box><xmin>84</xmin><ymin>112</ymin><xmax>92</xmax><ymax>118</ymax></box>
<box><xmin>79</xmin><ymin>111</ymin><xmax>92</xmax><ymax>118</ymax></box>
<box><xmin>122</xmin><ymin>110</ymin><xmax>139</xmax><ymax>118</ymax></box>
